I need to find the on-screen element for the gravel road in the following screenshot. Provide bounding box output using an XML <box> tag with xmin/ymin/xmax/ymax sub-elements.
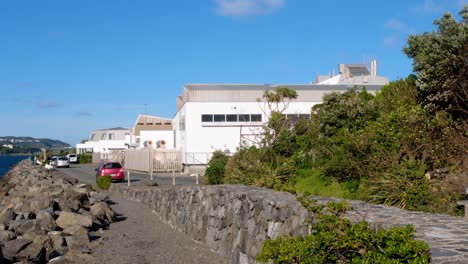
<box><xmin>56</xmin><ymin>165</ymin><xmax>228</xmax><ymax>264</ymax></box>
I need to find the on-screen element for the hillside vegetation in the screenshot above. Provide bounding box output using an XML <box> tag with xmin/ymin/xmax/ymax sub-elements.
<box><xmin>0</xmin><ymin>136</ymin><xmax>71</xmax><ymax>154</ymax></box>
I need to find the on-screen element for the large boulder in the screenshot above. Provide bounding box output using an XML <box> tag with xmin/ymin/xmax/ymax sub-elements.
<box><xmin>33</xmin><ymin>235</ymin><xmax>55</xmax><ymax>257</ymax></box>
<box><xmin>0</xmin><ymin>208</ymin><xmax>16</xmax><ymax>226</ymax></box>
<box><xmin>29</xmin><ymin>196</ymin><xmax>57</xmax><ymax>213</ymax></box>
<box><xmin>15</xmin><ymin>241</ymin><xmax>47</xmax><ymax>263</ymax></box>
<box><xmin>64</xmin><ymin>234</ymin><xmax>90</xmax><ymax>251</ymax></box>
<box><xmin>0</xmin><ymin>230</ymin><xmax>15</xmax><ymax>242</ymax></box>
<box><xmin>63</xmin><ymin>190</ymin><xmax>89</xmax><ymax>208</ymax></box>
<box><xmin>36</xmin><ymin>210</ymin><xmax>57</xmax><ymax>231</ymax></box>
<box><xmin>89</xmin><ymin>192</ymin><xmax>110</xmax><ymax>205</ymax></box>
<box><xmin>63</xmin><ymin>176</ymin><xmax>79</xmax><ymax>185</ymax></box>
<box><xmin>56</xmin><ymin>211</ymin><xmax>93</xmax><ymax>229</ymax></box>
<box><xmin>1</xmin><ymin>238</ymin><xmax>32</xmax><ymax>261</ymax></box>
<box><xmin>14</xmin><ymin>219</ymin><xmax>42</xmax><ymax>235</ymax></box>
<box><xmin>90</xmin><ymin>202</ymin><xmax>116</xmax><ymax>224</ymax></box>
<box><xmin>48</xmin><ymin>231</ymin><xmax>67</xmax><ymax>253</ymax></box>
<box><xmin>62</xmin><ymin>225</ymin><xmax>88</xmax><ymax>236</ymax></box>
<box><xmin>7</xmin><ymin>219</ymin><xmax>27</xmax><ymax>232</ymax></box>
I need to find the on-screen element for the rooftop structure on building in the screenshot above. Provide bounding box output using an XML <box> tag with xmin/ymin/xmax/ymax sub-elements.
<box><xmin>132</xmin><ymin>114</ymin><xmax>172</xmax><ymax>136</ymax></box>
<box><xmin>315</xmin><ymin>60</ymin><xmax>388</xmax><ymax>86</ymax></box>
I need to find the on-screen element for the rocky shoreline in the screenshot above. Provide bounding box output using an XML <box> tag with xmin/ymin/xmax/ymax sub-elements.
<box><xmin>0</xmin><ymin>160</ymin><xmax>118</xmax><ymax>263</ymax></box>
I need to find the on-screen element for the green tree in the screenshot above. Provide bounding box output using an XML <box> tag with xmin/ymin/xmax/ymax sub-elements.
<box><xmin>205</xmin><ymin>150</ymin><xmax>229</xmax><ymax>184</ymax></box>
<box><xmin>311</xmin><ymin>87</ymin><xmax>378</xmax><ymax>137</ymax></box>
<box><xmin>403</xmin><ymin>7</ymin><xmax>468</xmax><ymax>119</ymax></box>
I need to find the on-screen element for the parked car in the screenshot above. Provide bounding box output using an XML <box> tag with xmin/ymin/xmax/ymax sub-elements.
<box><xmin>56</xmin><ymin>156</ymin><xmax>70</xmax><ymax>168</ymax></box>
<box><xmin>95</xmin><ymin>162</ymin><xmax>125</xmax><ymax>182</ymax></box>
<box><xmin>49</xmin><ymin>156</ymin><xmax>58</xmax><ymax>167</ymax></box>
<box><xmin>66</xmin><ymin>154</ymin><xmax>78</xmax><ymax>163</ymax></box>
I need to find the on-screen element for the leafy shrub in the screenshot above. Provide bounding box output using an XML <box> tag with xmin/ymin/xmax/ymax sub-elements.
<box><xmin>205</xmin><ymin>151</ymin><xmax>229</xmax><ymax>184</ymax></box>
<box><xmin>257</xmin><ymin>199</ymin><xmax>431</xmax><ymax>263</ymax></box>
<box><xmin>77</xmin><ymin>153</ymin><xmax>92</xmax><ymax>164</ymax></box>
<box><xmin>97</xmin><ymin>175</ymin><xmax>112</xmax><ymax>190</ymax></box>
<box><xmin>224</xmin><ymin>147</ymin><xmax>296</xmax><ymax>191</ymax></box>
<box><xmin>224</xmin><ymin>147</ymin><xmax>268</xmax><ymax>186</ymax></box>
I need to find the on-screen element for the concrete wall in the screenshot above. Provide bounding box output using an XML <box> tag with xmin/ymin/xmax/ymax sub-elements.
<box><xmin>110</xmin><ymin>184</ymin><xmax>309</xmax><ymax>263</ymax></box>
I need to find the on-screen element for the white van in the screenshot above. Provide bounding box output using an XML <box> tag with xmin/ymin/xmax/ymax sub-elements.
<box><xmin>66</xmin><ymin>154</ymin><xmax>78</xmax><ymax>163</ymax></box>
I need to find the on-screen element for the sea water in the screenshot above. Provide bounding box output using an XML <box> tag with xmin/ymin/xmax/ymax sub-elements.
<box><xmin>0</xmin><ymin>155</ymin><xmax>30</xmax><ymax>178</ymax></box>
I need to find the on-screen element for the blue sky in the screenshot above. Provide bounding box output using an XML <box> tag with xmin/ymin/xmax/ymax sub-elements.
<box><xmin>0</xmin><ymin>0</ymin><xmax>466</xmax><ymax>145</ymax></box>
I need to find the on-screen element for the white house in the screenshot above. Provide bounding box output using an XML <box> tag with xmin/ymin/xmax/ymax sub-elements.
<box><xmin>76</xmin><ymin>127</ymin><xmax>132</xmax><ymax>154</ymax></box>
<box><xmin>132</xmin><ymin>114</ymin><xmax>174</xmax><ymax>149</ymax></box>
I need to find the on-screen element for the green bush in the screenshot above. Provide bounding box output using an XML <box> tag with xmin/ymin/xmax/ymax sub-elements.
<box><xmin>205</xmin><ymin>151</ymin><xmax>229</xmax><ymax>184</ymax></box>
<box><xmin>225</xmin><ymin>147</ymin><xmax>268</xmax><ymax>185</ymax></box>
<box><xmin>97</xmin><ymin>175</ymin><xmax>112</xmax><ymax>190</ymax></box>
<box><xmin>224</xmin><ymin>147</ymin><xmax>296</xmax><ymax>191</ymax></box>
<box><xmin>77</xmin><ymin>153</ymin><xmax>92</xmax><ymax>164</ymax></box>
<box><xmin>257</xmin><ymin>199</ymin><xmax>431</xmax><ymax>263</ymax></box>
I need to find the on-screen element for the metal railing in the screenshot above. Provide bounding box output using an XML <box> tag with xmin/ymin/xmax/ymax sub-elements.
<box><xmin>184</xmin><ymin>152</ymin><xmax>214</xmax><ymax>165</ymax></box>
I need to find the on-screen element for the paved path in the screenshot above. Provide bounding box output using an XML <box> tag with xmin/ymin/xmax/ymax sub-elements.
<box><xmin>56</xmin><ymin>165</ymin><xmax>228</xmax><ymax>264</ymax></box>
<box><xmin>312</xmin><ymin>196</ymin><xmax>468</xmax><ymax>264</ymax></box>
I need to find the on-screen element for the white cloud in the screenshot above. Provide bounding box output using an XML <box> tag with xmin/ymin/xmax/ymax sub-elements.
<box><xmin>383</xmin><ymin>35</ymin><xmax>399</xmax><ymax>47</ymax></box>
<box><xmin>410</xmin><ymin>0</ymin><xmax>467</xmax><ymax>14</ymax></box>
<box><xmin>421</xmin><ymin>0</ymin><xmax>443</xmax><ymax>13</ymax></box>
<box><xmin>214</xmin><ymin>0</ymin><xmax>285</xmax><ymax>17</ymax></box>
<box><xmin>384</xmin><ymin>18</ymin><xmax>415</xmax><ymax>34</ymax></box>
<box><xmin>36</xmin><ymin>100</ymin><xmax>62</xmax><ymax>109</ymax></box>
<box><xmin>382</xmin><ymin>18</ymin><xmax>416</xmax><ymax>47</ymax></box>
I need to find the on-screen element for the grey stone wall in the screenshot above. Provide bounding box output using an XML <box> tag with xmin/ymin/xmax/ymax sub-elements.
<box><xmin>110</xmin><ymin>185</ymin><xmax>309</xmax><ymax>264</ymax></box>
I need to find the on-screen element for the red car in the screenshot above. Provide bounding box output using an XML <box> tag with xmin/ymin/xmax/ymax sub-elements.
<box><xmin>95</xmin><ymin>162</ymin><xmax>125</xmax><ymax>182</ymax></box>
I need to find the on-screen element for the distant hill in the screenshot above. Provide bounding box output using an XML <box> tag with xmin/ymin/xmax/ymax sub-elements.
<box><xmin>0</xmin><ymin>136</ymin><xmax>71</xmax><ymax>153</ymax></box>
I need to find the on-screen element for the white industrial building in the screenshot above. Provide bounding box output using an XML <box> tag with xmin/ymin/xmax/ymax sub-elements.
<box><xmin>173</xmin><ymin>62</ymin><xmax>389</xmax><ymax>165</ymax></box>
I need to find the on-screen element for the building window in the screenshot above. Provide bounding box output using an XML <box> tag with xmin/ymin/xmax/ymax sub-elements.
<box><xmin>164</xmin><ymin>122</ymin><xmax>171</xmax><ymax>125</ymax></box>
<box><xmin>109</xmin><ymin>133</ymin><xmax>115</xmax><ymax>140</ymax></box>
<box><xmin>137</xmin><ymin>122</ymin><xmax>144</xmax><ymax>125</ymax></box>
<box><xmin>214</xmin><ymin>114</ymin><xmax>225</xmax><ymax>122</ymax></box>
<box><xmin>201</xmin><ymin>114</ymin><xmax>213</xmax><ymax>122</ymax></box>
<box><xmin>101</xmin><ymin>133</ymin><xmax>106</xmax><ymax>140</ymax></box>
<box><xmin>226</xmin><ymin>114</ymin><xmax>238</xmax><ymax>122</ymax></box>
<box><xmin>239</xmin><ymin>114</ymin><xmax>250</xmax><ymax>122</ymax></box>
<box><xmin>90</xmin><ymin>134</ymin><xmax>96</xmax><ymax>141</ymax></box>
<box><xmin>251</xmin><ymin>114</ymin><xmax>262</xmax><ymax>122</ymax></box>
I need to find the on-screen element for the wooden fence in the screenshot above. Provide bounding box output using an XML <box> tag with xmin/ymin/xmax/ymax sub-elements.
<box><xmin>92</xmin><ymin>151</ymin><xmax>124</xmax><ymax>164</ymax></box>
<box><xmin>124</xmin><ymin>149</ymin><xmax>182</xmax><ymax>173</ymax></box>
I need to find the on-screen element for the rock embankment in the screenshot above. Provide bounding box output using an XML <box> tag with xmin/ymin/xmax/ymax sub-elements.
<box><xmin>0</xmin><ymin>161</ymin><xmax>117</xmax><ymax>263</ymax></box>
